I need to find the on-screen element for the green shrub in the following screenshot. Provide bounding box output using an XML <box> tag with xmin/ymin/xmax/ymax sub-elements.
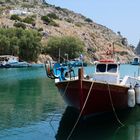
<box><xmin>55</xmin><ymin>6</ymin><xmax>62</xmax><ymax>11</ymax></box>
<box><xmin>22</xmin><ymin>16</ymin><xmax>35</xmax><ymax>24</ymax></box>
<box><xmin>66</xmin><ymin>18</ymin><xmax>73</xmax><ymax>23</ymax></box>
<box><xmin>85</xmin><ymin>18</ymin><xmax>93</xmax><ymax>23</ymax></box>
<box><xmin>119</xmin><ymin>51</ymin><xmax>128</xmax><ymax>56</ymax></box>
<box><xmin>75</xmin><ymin>23</ymin><xmax>82</xmax><ymax>27</ymax></box>
<box><xmin>41</xmin><ymin>15</ymin><xmax>59</xmax><ymax>27</ymax></box>
<box><xmin>38</xmin><ymin>28</ymin><xmax>43</xmax><ymax>32</ymax></box>
<box><xmin>41</xmin><ymin>15</ymin><xmax>51</xmax><ymax>23</ymax></box>
<box><xmin>10</xmin><ymin>14</ymin><xmax>21</xmax><ymax>21</ymax></box>
<box><xmin>49</xmin><ymin>21</ymin><xmax>59</xmax><ymax>27</ymax></box>
<box><xmin>13</xmin><ymin>22</ymin><xmax>26</xmax><ymax>29</ymax></box>
<box><xmin>47</xmin><ymin>13</ymin><xmax>59</xmax><ymax>19</ymax></box>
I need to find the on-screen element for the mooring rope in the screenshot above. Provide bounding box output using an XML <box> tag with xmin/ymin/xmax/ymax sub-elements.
<box><xmin>107</xmin><ymin>82</ymin><xmax>125</xmax><ymax>127</ymax></box>
<box><xmin>66</xmin><ymin>81</ymin><xmax>94</xmax><ymax>140</ymax></box>
<box><xmin>61</xmin><ymin>81</ymin><xmax>70</xmax><ymax>98</ymax></box>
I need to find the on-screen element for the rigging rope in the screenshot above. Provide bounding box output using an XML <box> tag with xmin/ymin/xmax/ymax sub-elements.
<box><xmin>62</xmin><ymin>81</ymin><xmax>70</xmax><ymax>98</ymax></box>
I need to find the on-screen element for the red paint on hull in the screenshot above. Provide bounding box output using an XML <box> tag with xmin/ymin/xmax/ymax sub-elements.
<box><xmin>56</xmin><ymin>80</ymin><xmax>129</xmax><ymax>116</ymax></box>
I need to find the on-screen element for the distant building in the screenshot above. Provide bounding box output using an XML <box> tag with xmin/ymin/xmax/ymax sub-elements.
<box><xmin>27</xmin><ymin>0</ymin><xmax>44</xmax><ymax>4</ymax></box>
<box><xmin>9</xmin><ymin>9</ymin><xmax>32</xmax><ymax>16</ymax></box>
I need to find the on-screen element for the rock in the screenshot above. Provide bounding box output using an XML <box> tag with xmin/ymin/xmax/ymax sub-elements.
<box><xmin>37</xmin><ymin>54</ymin><xmax>53</xmax><ymax>64</ymax></box>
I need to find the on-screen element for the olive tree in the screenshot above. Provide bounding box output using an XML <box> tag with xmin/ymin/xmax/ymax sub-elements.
<box><xmin>45</xmin><ymin>36</ymin><xmax>84</xmax><ymax>60</ymax></box>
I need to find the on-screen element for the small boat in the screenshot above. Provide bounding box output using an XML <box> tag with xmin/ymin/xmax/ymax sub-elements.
<box><xmin>45</xmin><ymin>59</ymin><xmax>140</xmax><ymax>117</ymax></box>
<box><xmin>0</xmin><ymin>55</ymin><xmax>31</xmax><ymax>68</ymax></box>
<box><xmin>131</xmin><ymin>57</ymin><xmax>140</xmax><ymax>65</ymax></box>
<box><xmin>62</xmin><ymin>59</ymin><xmax>87</xmax><ymax>67</ymax></box>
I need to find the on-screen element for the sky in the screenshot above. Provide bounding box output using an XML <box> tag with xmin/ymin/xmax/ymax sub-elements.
<box><xmin>46</xmin><ymin>0</ymin><xmax>140</xmax><ymax>47</ymax></box>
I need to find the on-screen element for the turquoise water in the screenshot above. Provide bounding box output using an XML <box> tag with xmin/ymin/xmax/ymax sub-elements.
<box><xmin>0</xmin><ymin>67</ymin><xmax>65</xmax><ymax>140</ymax></box>
<box><xmin>0</xmin><ymin>65</ymin><xmax>140</xmax><ymax>140</ymax></box>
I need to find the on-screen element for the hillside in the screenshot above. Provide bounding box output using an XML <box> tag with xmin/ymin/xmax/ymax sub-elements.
<box><xmin>0</xmin><ymin>1</ymin><xmax>136</xmax><ymax>63</ymax></box>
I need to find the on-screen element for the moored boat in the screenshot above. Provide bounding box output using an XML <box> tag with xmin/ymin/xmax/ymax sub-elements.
<box><xmin>62</xmin><ymin>59</ymin><xmax>87</xmax><ymax>67</ymax></box>
<box><xmin>45</xmin><ymin>59</ymin><xmax>140</xmax><ymax>117</ymax></box>
<box><xmin>0</xmin><ymin>55</ymin><xmax>31</xmax><ymax>68</ymax></box>
<box><xmin>131</xmin><ymin>57</ymin><xmax>140</xmax><ymax>65</ymax></box>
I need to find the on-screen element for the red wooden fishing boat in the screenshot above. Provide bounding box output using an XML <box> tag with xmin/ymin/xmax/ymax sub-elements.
<box><xmin>45</xmin><ymin>59</ymin><xmax>140</xmax><ymax>116</ymax></box>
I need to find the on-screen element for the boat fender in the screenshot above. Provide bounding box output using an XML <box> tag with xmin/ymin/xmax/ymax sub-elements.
<box><xmin>135</xmin><ymin>83</ymin><xmax>140</xmax><ymax>104</ymax></box>
<box><xmin>128</xmin><ymin>85</ymin><xmax>135</xmax><ymax>107</ymax></box>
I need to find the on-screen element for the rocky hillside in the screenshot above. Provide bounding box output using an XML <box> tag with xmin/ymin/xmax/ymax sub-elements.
<box><xmin>0</xmin><ymin>1</ymin><xmax>136</xmax><ymax>63</ymax></box>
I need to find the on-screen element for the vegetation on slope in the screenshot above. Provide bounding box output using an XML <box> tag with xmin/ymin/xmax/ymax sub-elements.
<box><xmin>0</xmin><ymin>0</ymin><xmax>136</xmax><ymax>63</ymax></box>
<box><xmin>0</xmin><ymin>28</ymin><xmax>42</xmax><ymax>62</ymax></box>
<box><xmin>45</xmin><ymin>36</ymin><xmax>84</xmax><ymax>61</ymax></box>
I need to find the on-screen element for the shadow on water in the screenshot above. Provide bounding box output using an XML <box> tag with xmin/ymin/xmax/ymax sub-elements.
<box><xmin>56</xmin><ymin>106</ymin><xmax>140</xmax><ymax>140</ymax></box>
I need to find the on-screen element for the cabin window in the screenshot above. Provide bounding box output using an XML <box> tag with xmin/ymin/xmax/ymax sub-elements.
<box><xmin>107</xmin><ymin>64</ymin><xmax>117</xmax><ymax>73</ymax></box>
<box><xmin>96</xmin><ymin>64</ymin><xmax>106</xmax><ymax>72</ymax></box>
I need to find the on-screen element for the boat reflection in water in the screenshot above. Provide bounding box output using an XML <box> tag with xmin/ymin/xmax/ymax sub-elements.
<box><xmin>56</xmin><ymin>106</ymin><xmax>140</xmax><ymax>140</ymax></box>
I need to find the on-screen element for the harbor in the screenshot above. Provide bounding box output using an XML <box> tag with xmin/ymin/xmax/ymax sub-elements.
<box><xmin>0</xmin><ymin>65</ymin><xmax>140</xmax><ymax>140</ymax></box>
<box><xmin>1</xmin><ymin>1</ymin><xmax>140</xmax><ymax>140</ymax></box>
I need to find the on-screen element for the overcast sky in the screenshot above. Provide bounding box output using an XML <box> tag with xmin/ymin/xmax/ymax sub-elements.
<box><xmin>46</xmin><ymin>0</ymin><xmax>140</xmax><ymax>47</ymax></box>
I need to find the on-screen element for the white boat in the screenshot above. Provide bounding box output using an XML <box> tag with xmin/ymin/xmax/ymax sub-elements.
<box><xmin>0</xmin><ymin>55</ymin><xmax>31</xmax><ymax>68</ymax></box>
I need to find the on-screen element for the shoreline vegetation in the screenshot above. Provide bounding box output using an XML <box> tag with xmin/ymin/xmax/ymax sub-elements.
<box><xmin>0</xmin><ymin>0</ymin><xmax>137</xmax><ymax>64</ymax></box>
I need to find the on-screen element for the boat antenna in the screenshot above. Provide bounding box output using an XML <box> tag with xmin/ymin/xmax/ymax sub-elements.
<box><xmin>80</xmin><ymin>54</ymin><xmax>84</xmax><ymax>67</ymax></box>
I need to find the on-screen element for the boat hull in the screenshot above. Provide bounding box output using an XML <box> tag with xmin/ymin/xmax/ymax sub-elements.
<box><xmin>56</xmin><ymin>80</ymin><xmax>129</xmax><ymax>116</ymax></box>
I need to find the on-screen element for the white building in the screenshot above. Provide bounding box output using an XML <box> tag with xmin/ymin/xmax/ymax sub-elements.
<box><xmin>9</xmin><ymin>9</ymin><xmax>32</xmax><ymax>16</ymax></box>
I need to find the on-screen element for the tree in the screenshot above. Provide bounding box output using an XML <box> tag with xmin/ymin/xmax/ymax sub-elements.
<box><xmin>10</xmin><ymin>37</ymin><xmax>19</xmax><ymax>56</ymax></box>
<box><xmin>19</xmin><ymin>30</ymin><xmax>42</xmax><ymax>62</ymax></box>
<box><xmin>0</xmin><ymin>28</ymin><xmax>42</xmax><ymax>62</ymax></box>
<box><xmin>45</xmin><ymin>36</ymin><xmax>84</xmax><ymax>60</ymax></box>
<box><xmin>0</xmin><ymin>36</ymin><xmax>10</xmax><ymax>55</ymax></box>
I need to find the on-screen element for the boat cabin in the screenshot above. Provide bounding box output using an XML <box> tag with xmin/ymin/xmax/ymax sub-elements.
<box><xmin>93</xmin><ymin>60</ymin><xmax>120</xmax><ymax>84</ymax></box>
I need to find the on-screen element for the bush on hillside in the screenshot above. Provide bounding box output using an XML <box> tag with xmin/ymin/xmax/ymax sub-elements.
<box><xmin>41</xmin><ymin>15</ymin><xmax>51</xmax><ymax>24</ymax></box>
<box><xmin>45</xmin><ymin>36</ymin><xmax>84</xmax><ymax>61</ymax></box>
<box><xmin>85</xmin><ymin>18</ymin><xmax>93</xmax><ymax>23</ymax></box>
<box><xmin>22</xmin><ymin>16</ymin><xmax>35</xmax><ymax>24</ymax></box>
<box><xmin>49</xmin><ymin>20</ymin><xmax>59</xmax><ymax>27</ymax></box>
<box><xmin>41</xmin><ymin>15</ymin><xmax>59</xmax><ymax>27</ymax></box>
<box><xmin>13</xmin><ymin>22</ymin><xmax>26</xmax><ymax>29</ymax></box>
<box><xmin>47</xmin><ymin>13</ymin><xmax>59</xmax><ymax>19</ymax></box>
<box><xmin>10</xmin><ymin>14</ymin><xmax>22</xmax><ymax>21</ymax></box>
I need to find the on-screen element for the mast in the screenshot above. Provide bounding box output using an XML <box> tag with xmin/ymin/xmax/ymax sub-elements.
<box><xmin>58</xmin><ymin>48</ymin><xmax>60</xmax><ymax>63</ymax></box>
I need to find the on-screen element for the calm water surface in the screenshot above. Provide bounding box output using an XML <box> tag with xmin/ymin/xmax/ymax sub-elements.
<box><xmin>0</xmin><ymin>64</ymin><xmax>140</xmax><ymax>140</ymax></box>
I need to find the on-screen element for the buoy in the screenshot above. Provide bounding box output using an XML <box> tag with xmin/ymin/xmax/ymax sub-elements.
<box><xmin>128</xmin><ymin>85</ymin><xmax>135</xmax><ymax>107</ymax></box>
<box><xmin>135</xmin><ymin>83</ymin><xmax>140</xmax><ymax>104</ymax></box>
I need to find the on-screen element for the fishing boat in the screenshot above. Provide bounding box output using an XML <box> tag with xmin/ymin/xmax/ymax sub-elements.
<box><xmin>62</xmin><ymin>59</ymin><xmax>87</xmax><ymax>67</ymax></box>
<box><xmin>0</xmin><ymin>55</ymin><xmax>31</xmax><ymax>68</ymax></box>
<box><xmin>45</xmin><ymin>59</ymin><xmax>140</xmax><ymax>117</ymax></box>
<box><xmin>131</xmin><ymin>57</ymin><xmax>140</xmax><ymax>65</ymax></box>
